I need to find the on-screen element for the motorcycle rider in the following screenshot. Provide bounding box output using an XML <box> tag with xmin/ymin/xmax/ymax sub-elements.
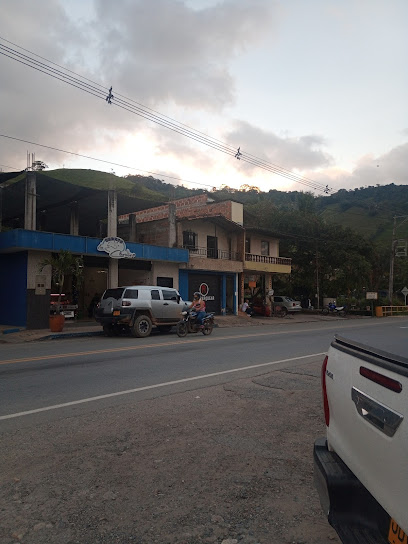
<box><xmin>189</xmin><ymin>292</ymin><xmax>206</xmax><ymax>329</ymax></box>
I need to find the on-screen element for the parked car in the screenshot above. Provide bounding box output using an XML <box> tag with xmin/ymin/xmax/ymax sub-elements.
<box><xmin>94</xmin><ymin>285</ymin><xmax>190</xmax><ymax>338</ymax></box>
<box><xmin>273</xmin><ymin>296</ymin><xmax>302</xmax><ymax>315</ymax></box>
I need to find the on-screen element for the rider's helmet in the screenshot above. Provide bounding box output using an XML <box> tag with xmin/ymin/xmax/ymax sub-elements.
<box><xmin>193</xmin><ymin>291</ymin><xmax>201</xmax><ymax>299</ymax></box>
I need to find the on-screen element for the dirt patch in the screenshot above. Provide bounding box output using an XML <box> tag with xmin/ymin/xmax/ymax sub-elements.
<box><xmin>1</xmin><ymin>361</ymin><xmax>340</xmax><ymax>544</ymax></box>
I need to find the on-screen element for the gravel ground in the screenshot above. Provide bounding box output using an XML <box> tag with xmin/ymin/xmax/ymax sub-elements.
<box><xmin>1</xmin><ymin>360</ymin><xmax>340</xmax><ymax>544</ymax></box>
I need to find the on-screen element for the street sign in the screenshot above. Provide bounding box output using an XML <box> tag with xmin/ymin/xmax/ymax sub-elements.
<box><xmin>366</xmin><ymin>292</ymin><xmax>378</xmax><ymax>300</ymax></box>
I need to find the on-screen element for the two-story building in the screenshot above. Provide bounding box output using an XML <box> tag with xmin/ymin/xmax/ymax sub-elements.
<box><xmin>118</xmin><ymin>194</ymin><xmax>292</xmax><ymax>315</ymax></box>
<box><xmin>0</xmin><ymin>170</ymin><xmax>189</xmax><ymax>328</ymax></box>
<box><xmin>0</xmin><ymin>170</ymin><xmax>292</xmax><ymax>328</ymax></box>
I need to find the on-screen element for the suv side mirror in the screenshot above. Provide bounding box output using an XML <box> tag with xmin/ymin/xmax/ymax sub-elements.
<box><xmin>177</xmin><ymin>295</ymin><xmax>181</xmax><ymax>304</ymax></box>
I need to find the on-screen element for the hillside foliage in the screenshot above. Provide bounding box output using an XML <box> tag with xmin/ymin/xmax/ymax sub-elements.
<box><xmin>127</xmin><ymin>175</ymin><xmax>408</xmax><ymax>303</ymax></box>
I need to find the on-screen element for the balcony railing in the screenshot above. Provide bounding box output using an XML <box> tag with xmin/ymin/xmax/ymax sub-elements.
<box><xmin>245</xmin><ymin>253</ymin><xmax>292</xmax><ymax>266</ymax></box>
<box><xmin>184</xmin><ymin>246</ymin><xmax>240</xmax><ymax>261</ymax></box>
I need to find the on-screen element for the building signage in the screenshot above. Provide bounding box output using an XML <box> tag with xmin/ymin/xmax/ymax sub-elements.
<box><xmin>199</xmin><ymin>282</ymin><xmax>215</xmax><ymax>301</ymax></box>
<box><xmin>97</xmin><ymin>237</ymin><xmax>135</xmax><ymax>259</ymax></box>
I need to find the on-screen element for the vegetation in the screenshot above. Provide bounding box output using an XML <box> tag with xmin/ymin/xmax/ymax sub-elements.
<box><xmin>3</xmin><ymin>167</ymin><xmax>406</xmax><ymax>307</ymax></box>
<box><xmin>39</xmin><ymin>250</ymin><xmax>84</xmax><ymax>314</ymax></box>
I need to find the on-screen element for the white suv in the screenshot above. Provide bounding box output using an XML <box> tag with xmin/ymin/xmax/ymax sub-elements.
<box><xmin>94</xmin><ymin>285</ymin><xmax>189</xmax><ymax>337</ymax></box>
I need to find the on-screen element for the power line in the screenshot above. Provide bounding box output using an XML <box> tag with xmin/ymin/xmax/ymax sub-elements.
<box><xmin>0</xmin><ymin>37</ymin><xmax>331</xmax><ymax>193</ymax></box>
<box><xmin>0</xmin><ymin>163</ymin><xmax>22</xmax><ymax>171</ymax></box>
<box><xmin>0</xmin><ymin>133</ymin><xmax>216</xmax><ymax>189</ymax></box>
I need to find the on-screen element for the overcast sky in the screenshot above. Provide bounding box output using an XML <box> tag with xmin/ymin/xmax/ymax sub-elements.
<box><xmin>1</xmin><ymin>0</ymin><xmax>407</xmax><ymax>195</ymax></box>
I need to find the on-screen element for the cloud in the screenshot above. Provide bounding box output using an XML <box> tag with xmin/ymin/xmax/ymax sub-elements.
<box><xmin>306</xmin><ymin>142</ymin><xmax>408</xmax><ymax>194</ymax></box>
<box><xmin>0</xmin><ymin>0</ymin><xmax>276</xmax><ymax>170</ymax></box>
<box><xmin>225</xmin><ymin>120</ymin><xmax>333</xmax><ymax>170</ymax></box>
<box><xmin>93</xmin><ymin>0</ymin><xmax>276</xmax><ymax>109</ymax></box>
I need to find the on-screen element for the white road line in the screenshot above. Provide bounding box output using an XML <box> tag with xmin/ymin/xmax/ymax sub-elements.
<box><xmin>0</xmin><ymin>352</ymin><xmax>326</xmax><ymax>420</ymax></box>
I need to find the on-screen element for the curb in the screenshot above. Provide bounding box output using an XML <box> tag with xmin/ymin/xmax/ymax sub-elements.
<box><xmin>40</xmin><ymin>330</ymin><xmax>105</xmax><ymax>341</ymax></box>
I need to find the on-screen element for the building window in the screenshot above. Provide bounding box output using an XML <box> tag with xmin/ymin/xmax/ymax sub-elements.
<box><xmin>183</xmin><ymin>230</ymin><xmax>197</xmax><ymax>250</ymax></box>
<box><xmin>157</xmin><ymin>277</ymin><xmax>173</xmax><ymax>288</ymax></box>
<box><xmin>261</xmin><ymin>240</ymin><xmax>269</xmax><ymax>256</ymax></box>
<box><xmin>245</xmin><ymin>238</ymin><xmax>251</xmax><ymax>254</ymax></box>
<box><xmin>207</xmin><ymin>235</ymin><xmax>218</xmax><ymax>259</ymax></box>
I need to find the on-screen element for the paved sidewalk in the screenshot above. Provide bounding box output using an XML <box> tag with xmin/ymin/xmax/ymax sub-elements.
<box><xmin>0</xmin><ymin>312</ymin><xmax>354</xmax><ymax>344</ymax></box>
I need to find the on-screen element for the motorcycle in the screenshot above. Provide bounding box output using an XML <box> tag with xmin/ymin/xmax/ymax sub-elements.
<box><xmin>176</xmin><ymin>309</ymin><xmax>215</xmax><ymax>337</ymax></box>
<box><xmin>322</xmin><ymin>302</ymin><xmax>347</xmax><ymax>317</ymax></box>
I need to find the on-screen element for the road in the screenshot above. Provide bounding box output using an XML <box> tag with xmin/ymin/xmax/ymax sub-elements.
<box><xmin>1</xmin><ymin>317</ymin><xmax>407</xmax><ymax>544</ymax></box>
<box><xmin>1</xmin><ymin>317</ymin><xmax>406</xmax><ymax>430</ymax></box>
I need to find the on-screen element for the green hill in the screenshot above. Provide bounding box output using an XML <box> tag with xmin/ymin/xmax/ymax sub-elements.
<box><xmin>2</xmin><ymin>169</ymin><xmax>407</xmax><ymax>247</ymax></box>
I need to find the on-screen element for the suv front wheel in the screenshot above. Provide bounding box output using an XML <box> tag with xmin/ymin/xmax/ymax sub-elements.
<box><xmin>131</xmin><ymin>314</ymin><xmax>153</xmax><ymax>338</ymax></box>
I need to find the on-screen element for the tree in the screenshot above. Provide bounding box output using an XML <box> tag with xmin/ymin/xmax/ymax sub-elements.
<box><xmin>39</xmin><ymin>250</ymin><xmax>84</xmax><ymax>314</ymax></box>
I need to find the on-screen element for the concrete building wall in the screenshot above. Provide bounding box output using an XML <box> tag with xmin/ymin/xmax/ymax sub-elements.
<box><xmin>180</xmin><ymin>219</ymin><xmax>234</xmax><ymax>252</ymax></box>
<box><xmin>152</xmin><ymin>262</ymin><xmax>180</xmax><ymax>289</ymax></box>
<box><xmin>26</xmin><ymin>251</ymin><xmax>53</xmax><ymax>329</ymax></box>
<box><xmin>119</xmin><ymin>268</ymin><xmax>152</xmax><ymax>286</ymax></box>
<box><xmin>247</xmin><ymin>236</ymin><xmax>279</xmax><ymax>257</ymax></box>
<box><xmin>27</xmin><ymin>251</ymin><xmax>52</xmax><ymax>290</ymax></box>
<box><xmin>230</xmin><ymin>201</ymin><xmax>243</xmax><ymax>225</ymax></box>
<box><xmin>119</xmin><ymin>195</ymin><xmax>244</xmax><ymax>227</ymax></box>
<box><xmin>186</xmin><ymin>257</ymin><xmax>243</xmax><ymax>273</ymax></box>
<box><xmin>135</xmin><ymin>219</ymin><xmax>169</xmax><ymax>246</ymax></box>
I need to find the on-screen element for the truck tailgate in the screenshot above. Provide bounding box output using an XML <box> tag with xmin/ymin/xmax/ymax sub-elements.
<box><xmin>326</xmin><ymin>336</ymin><xmax>408</xmax><ymax>534</ymax></box>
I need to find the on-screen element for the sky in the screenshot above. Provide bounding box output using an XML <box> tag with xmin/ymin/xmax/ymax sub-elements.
<box><xmin>0</xmin><ymin>0</ymin><xmax>407</xmax><ymax>196</ymax></box>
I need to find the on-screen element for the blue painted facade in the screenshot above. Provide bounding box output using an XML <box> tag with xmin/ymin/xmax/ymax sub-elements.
<box><xmin>0</xmin><ymin>229</ymin><xmax>189</xmax><ymax>328</ymax></box>
<box><xmin>0</xmin><ymin>229</ymin><xmax>189</xmax><ymax>263</ymax></box>
<box><xmin>0</xmin><ymin>252</ymin><xmax>27</xmax><ymax>327</ymax></box>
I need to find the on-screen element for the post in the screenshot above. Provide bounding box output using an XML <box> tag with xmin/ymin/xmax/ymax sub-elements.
<box><xmin>168</xmin><ymin>203</ymin><xmax>177</xmax><ymax>247</ymax></box>
<box><xmin>388</xmin><ymin>217</ymin><xmax>397</xmax><ymax>305</ymax></box>
<box><xmin>70</xmin><ymin>202</ymin><xmax>79</xmax><ymax>235</ymax></box>
<box><xmin>107</xmin><ymin>185</ymin><xmax>118</xmax><ymax>289</ymax></box>
<box><xmin>129</xmin><ymin>214</ymin><xmax>137</xmax><ymax>242</ymax></box>
<box><xmin>24</xmin><ymin>171</ymin><xmax>37</xmax><ymax>230</ymax></box>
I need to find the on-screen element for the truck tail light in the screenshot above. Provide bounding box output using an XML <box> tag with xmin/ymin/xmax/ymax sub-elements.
<box><xmin>322</xmin><ymin>355</ymin><xmax>330</xmax><ymax>426</ymax></box>
<box><xmin>122</xmin><ymin>301</ymin><xmax>131</xmax><ymax>306</ymax></box>
<box><xmin>360</xmin><ymin>366</ymin><xmax>402</xmax><ymax>393</ymax></box>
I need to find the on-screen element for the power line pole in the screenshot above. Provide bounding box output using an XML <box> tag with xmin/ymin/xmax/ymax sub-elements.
<box><xmin>388</xmin><ymin>215</ymin><xmax>408</xmax><ymax>304</ymax></box>
<box><xmin>388</xmin><ymin>217</ymin><xmax>397</xmax><ymax>305</ymax></box>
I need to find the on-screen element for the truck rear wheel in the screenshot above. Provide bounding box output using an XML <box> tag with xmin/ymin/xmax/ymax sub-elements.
<box><xmin>131</xmin><ymin>315</ymin><xmax>152</xmax><ymax>338</ymax></box>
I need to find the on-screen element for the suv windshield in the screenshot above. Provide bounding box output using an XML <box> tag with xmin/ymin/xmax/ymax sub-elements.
<box><xmin>102</xmin><ymin>288</ymin><xmax>125</xmax><ymax>300</ymax></box>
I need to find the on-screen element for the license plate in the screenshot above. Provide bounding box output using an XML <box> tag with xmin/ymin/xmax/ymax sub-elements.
<box><xmin>388</xmin><ymin>519</ymin><xmax>408</xmax><ymax>544</ymax></box>
<box><xmin>113</xmin><ymin>310</ymin><xmax>120</xmax><ymax>316</ymax></box>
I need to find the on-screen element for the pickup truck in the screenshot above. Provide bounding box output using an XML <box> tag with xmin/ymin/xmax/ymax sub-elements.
<box><xmin>314</xmin><ymin>334</ymin><xmax>408</xmax><ymax>544</ymax></box>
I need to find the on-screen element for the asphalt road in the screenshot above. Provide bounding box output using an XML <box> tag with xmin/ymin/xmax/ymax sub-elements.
<box><xmin>1</xmin><ymin>317</ymin><xmax>406</xmax><ymax>431</ymax></box>
<box><xmin>1</xmin><ymin>317</ymin><xmax>407</xmax><ymax>544</ymax></box>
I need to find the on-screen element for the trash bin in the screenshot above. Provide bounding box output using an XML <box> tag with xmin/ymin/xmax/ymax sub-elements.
<box><xmin>375</xmin><ymin>306</ymin><xmax>383</xmax><ymax>317</ymax></box>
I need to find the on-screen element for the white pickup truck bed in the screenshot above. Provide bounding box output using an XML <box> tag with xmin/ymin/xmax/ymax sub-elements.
<box><xmin>314</xmin><ymin>335</ymin><xmax>408</xmax><ymax>544</ymax></box>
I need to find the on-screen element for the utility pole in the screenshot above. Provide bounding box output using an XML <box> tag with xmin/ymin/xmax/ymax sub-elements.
<box><xmin>388</xmin><ymin>215</ymin><xmax>408</xmax><ymax>304</ymax></box>
<box><xmin>388</xmin><ymin>217</ymin><xmax>397</xmax><ymax>305</ymax></box>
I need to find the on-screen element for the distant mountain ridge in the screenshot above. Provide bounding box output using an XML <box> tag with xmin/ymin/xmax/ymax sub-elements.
<box><xmin>2</xmin><ymin>169</ymin><xmax>407</xmax><ymax>247</ymax></box>
<box><xmin>127</xmin><ymin>174</ymin><xmax>408</xmax><ymax>247</ymax></box>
